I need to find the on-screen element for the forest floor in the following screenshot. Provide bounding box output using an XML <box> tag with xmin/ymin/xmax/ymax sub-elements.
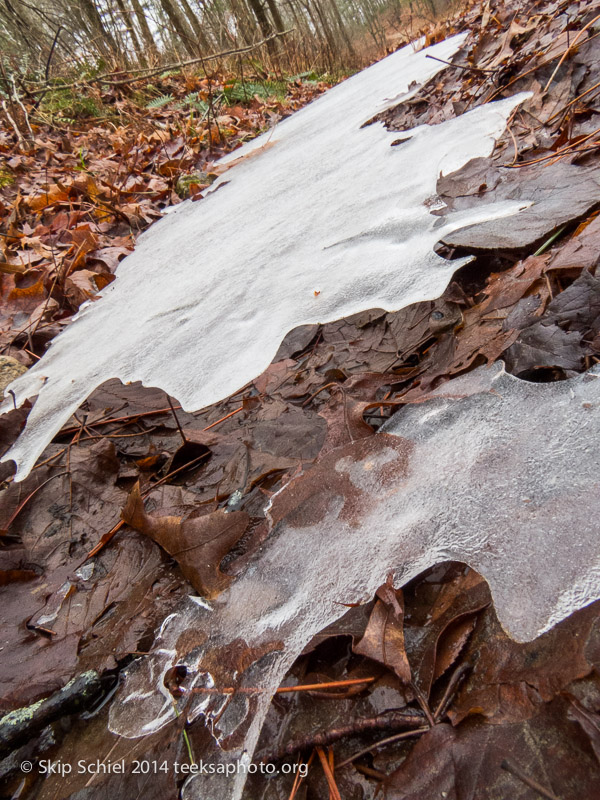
<box><xmin>2</xmin><ymin>0</ymin><xmax>600</xmax><ymax>798</ymax></box>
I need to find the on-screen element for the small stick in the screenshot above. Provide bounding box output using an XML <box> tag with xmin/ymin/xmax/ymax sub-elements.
<box><xmin>425</xmin><ymin>54</ymin><xmax>495</xmax><ymax>74</ymax></box>
<box><xmin>510</xmin><ymin>142</ymin><xmax>600</xmax><ymax>167</ymax></box>
<box><xmin>302</xmin><ymin>381</ymin><xmax>339</xmax><ymax>408</ymax></box>
<box><xmin>201</xmin><ymin>405</ymin><xmax>243</xmax><ymax>431</ymax></box>
<box><xmin>485</xmin><ymin>29</ymin><xmax>600</xmax><ymax>103</ymax></box>
<box><xmin>167</xmin><ymin>394</ymin><xmax>187</xmax><ymax>444</ymax></box>
<box><xmin>336</xmin><ymin>727</ymin><xmax>429</xmax><ymax>769</ymax></box>
<box><xmin>316</xmin><ymin>747</ymin><xmax>341</xmax><ymax>800</ymax></box>
<box><xmin>192</xmin><ymin>677</ymin><xmax>376</xmax><ymax>696</ymax></box>
<box><xmin>264</xmin><ymin>710</ymin><xmax>425</xmax><ymax>762</ymax></box>
<box><xmin>544</xmin><ymin>14</ymin><xmax>600</xmax><ymax>92</ymax></box>
<box><xmin>28</xmin><ymin>31</ymin><xmax>294</xmax><ymax>94</ymax></box>
<box><xmin>409</xmin><ymin>681</ymin><xmax>436</xmax><ymax>727</ymax></box>
<box><xmin>354</xmin><ymin>764</ymin><xmax>387</xmax><ymax>780</ymax></box>
<box><xmin>501</xmin><ymin>759</ymin><xmax>561</xmax><ymax>800</ymax></box>
<box><xmin>1</xmin><ymin>98</ymin><xmax>24</xmax><ymax>144</ymax></box>
<box><xmin>59</xmin><ymin>405</ymin><xmax>181</xmax><ymax>436</ymax></box>
<box><xmin>45</xmin><ymin>25</ymin><xmax>63</xmax><ymax>82</ymax></box>
<box><xmin>546</xmin><ymin>78</ymin><xmax>600</xmax><ymax>123</ymax></box>
<box><xmin>288</xmin><ymin>752</ymin><xmax>314</xmax><ymax>800</ymax></box>
<box><xmin>433</xmin><ymin>662</ymin><xmax>471</xmax><ymax>722</ymax></box>
<box><xmin>3</xmin><ymin>471</ymin><xmax>69</xmax><ymax>535</ymax></box>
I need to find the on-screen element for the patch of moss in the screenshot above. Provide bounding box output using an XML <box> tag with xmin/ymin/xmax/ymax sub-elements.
<box><xmin>40</xmin><ymin>88</ymin><xmax>102</xmax><ymax>120</ymax></box>
<box><xmin>0</xmin><ymin>168</ymin><xmax>14</xmax><ymax>188</ymax></box>
<box><xmin>175</xmin><ymin>172</ymin><xmax>216</xmax><ymax>198</ymax></box>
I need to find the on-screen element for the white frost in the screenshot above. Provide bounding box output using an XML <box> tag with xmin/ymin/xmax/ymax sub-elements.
<box><xmin>108</xmin><ymin>362</ymin><xmax>600</xmax><ymax>800</ymax></box>
<box><xmin>1</xmin><ymin>34</ymin><xmax>529</xmax><ymax>479</ymax></box>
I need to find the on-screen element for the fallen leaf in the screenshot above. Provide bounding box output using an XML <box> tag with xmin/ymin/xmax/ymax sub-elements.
<box><xmin>384</xmin><ymin>697</ymin><xmax>600</xmax><ymax>799</ymax></box>
<box><xmin>121</xmin><ymin>481</ymin><xmax>249</xmax><ymax>597</ymax></box>
<box><xmin>354</xmin><ymin>579</ymin><xmax>412</xmax><ymax>684</ymax></box>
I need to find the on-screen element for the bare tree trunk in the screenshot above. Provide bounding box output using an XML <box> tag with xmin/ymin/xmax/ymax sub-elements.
<box><xmin>228</xmin><ymin>0</ymin><xmax>257</xmax><ymax>45</ymax></box>
<box><xmin>129</xmin><ymin>0</ymin><xmax>160</xmax><ymax>61</ymax></box>
<box><xmin>265</xmin><ymin>0</ymin><xmax>285</xmax><ymax>32</ymax></box>
<box><xmin>246</xmin><ymin>0</ymin><xmax>272</xmax><ymax>39</ymax></box>
<box><xmin>78</xmin><ymin>0</ymin><xmax>118</xmax><ymax>60</ymax></box>
<box><xmin>1</xmin><ymin>0</ymin><xmax>42</xmax><ymax>58</ymax></box>
<box><xmin>158</xmin><ymin>0</ymin><xmax>198</xmax><ymax>56</ymax></box>
<box><xmin>115</xmin><ymin>0</ymin><xmax>144</xmax><ymax>63</ymax></box>
<box><xmin>327</xmin><ymin>0</ymin><xmax>356</xmax><ymax>58</ymax></box>
<box><xmin>311</xmin><ymin>0</ymin><xmax>339</xmax><ymax>62</ymax></box>
<box><xmin>178</xmin><ymin>0</ymin><xmax>210</xmax><ymax>50</ymax></box>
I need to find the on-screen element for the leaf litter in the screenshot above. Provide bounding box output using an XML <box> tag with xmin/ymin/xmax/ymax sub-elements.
<box><xmin>3</xmin><ymin>0</ymin><xmax>600</xmax><ymax>798</ymax></box>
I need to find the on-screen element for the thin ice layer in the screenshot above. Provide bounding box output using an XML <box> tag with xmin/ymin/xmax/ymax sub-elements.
<box><xmin>108</xmin><ymin>363</ymin><xmax>600</xmax><ymax>800</ymax></box>
<box><xmin>1</xmin><ymin>34</ymin><xmax>529</xmax><ymax>479</ymax></box>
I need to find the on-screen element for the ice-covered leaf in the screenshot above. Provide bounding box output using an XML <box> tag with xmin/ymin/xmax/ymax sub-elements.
<box><xmin>1</xmin><ymin>35</ymin><xmax>530</xmax><ymax>480</ymax></box>
<box><xmin>107</xmin><ymin>362</ymin><xmax>600</xmax><ymax>800</ymax></box>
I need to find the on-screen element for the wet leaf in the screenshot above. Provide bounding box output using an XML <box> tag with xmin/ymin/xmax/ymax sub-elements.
<box><xmin>121</xmin><ymin>481</ymin><xmax>249</xmax><ymax>597</ymax></box>
<box><xmin>384</xmin><ymin>697</ymin><xmax>600</xmax><ymax>799</ymax></box>
<box><xmin>354</xmin><ymin>579</ymin><xmax>411</xmax><ymax>684</ymax></box>
<box><xmin>448</xmin><ymin>603</ymin><xmax>599</xmax><ymax>725</ymax></box>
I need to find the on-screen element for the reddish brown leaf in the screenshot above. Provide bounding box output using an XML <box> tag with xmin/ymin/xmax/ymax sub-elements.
<box><xmin>384</xmin><ymin>696</ymin><xmax>600</xmax><ymax>800</ymax></box>
<box><xmin>121</xmin><ymin>481</ymin><xmax>249</xmax><ymax>598</ymax></box>
<box><xmin>354</xmin><ymin>580</ymin><xmax>412</xmax><ymax>685</ymax></box>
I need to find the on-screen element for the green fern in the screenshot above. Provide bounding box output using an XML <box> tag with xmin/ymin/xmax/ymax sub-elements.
<box><xmin>146</xmin><ymin>93</ymin><xmax>174</xmax><ymax>109</ymax></box>
<box><xmin>224</xmin><ymin>81</ymin><xmax>270</xmax><ymax>104</ymax></box>
<box><xmin>177</xmin><ymin>92</ymin><xmax>210</xmax><ymax>114</ymax></box>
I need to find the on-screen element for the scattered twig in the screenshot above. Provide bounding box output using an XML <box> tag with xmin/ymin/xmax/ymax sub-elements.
<box><xmin>504</xmin><ymin>126</ymin><xmax>600</xmax><ymax>168</ymax></box>
<box><xmin>433</xmin><ymin>662</ymin><xmax>471</xmax><ymax>722</ymax></box>
<box><xmin>201</xmin><ymin>405</ymin><xmax>244</xmax><ymax>431</ymax></box>
<box><xmin>0</xmin><ymin>672</ymin><xmax>102</xmax><ymax>759</ymax></box>
<box><xmin>546</xmin><ymin>78</ymin><xmax>600</xmax><ymax>123</ymax></box>
<box><xmin>0</xmin><ymin>98</ymin><xmax>25</xmax><ymax>145</ymax></box>
<box><xmin>59</xmin><ymin>405</ymin><xmax>181</xmax><ymax>436</ymax></box>
<box><xmin>45</xmin><ymin>25</ymin><xmax>64</xmax><ymax>82</ymax></box>
<box><xmin>544</xmin><ymin>14</ymin><xmax>600</xmax><ymax>92</ymax></box>
<box><xmin>354</xmin><ymin>763</ymin><xmax>387</xmax><ymax>780</ymax></box>
<box><xmin>288</xmin><ymin>752</ymin><xmax>314</xmax><ymax>800</ymax></box>
<box><xmin>425</xmin><ymin>54</ymin><xmax>496</xmax><ymax>74</ymax></box>
<box><xmin>9</xmin><ymin>73</ymin><xmax>33</xmax><ymax>140</ymax></box>
<box><xmin>302</xmin><ymin>381</ymin><xmax>339</xmax><ymax>407</ymax></box>
<box><xmin>2</xmin><ymin>471</ymin><xmax>69</xmax><ymax>535</ymax></box>
<box><xmin>409</xmin><ymin>680</ymin><xmax>436</xmax><ymax>727</ymax></box>
<box><xmin>486</xmin><ymin>29</ymin><xmax>600</xmax><ymax>103</ymax></box>
<box><xmin>501</xmin><ymin>759</ymin><xmax>562</xmax><ymax>800</ymax></box>
<box><xmin>192</xmin><ymin>677</ymin><xmax>377</xmax><ymax>697</ymax></box>
<box><xmin>336</xmin><ymin>726</ymin><xmax>429</xmax><ymax>769</ymax></box>
<box><xmin>316</xmin><ymin>746</ymin><xmax>342</xmax><ymax>800</ymax></box>
<box><xmin>86</xmin><ymin>520</ymin><xmax>124</xmax><ymax>559</ymax></box>
<box><xmin>263</xmin><ymin>709</ymin><xmax>424</xmax><ymax>762</ymax></box>
<box><xmin>167</xmin><ymin>394</ymin><xmax>187</xmax><ymax>444</ymax></box>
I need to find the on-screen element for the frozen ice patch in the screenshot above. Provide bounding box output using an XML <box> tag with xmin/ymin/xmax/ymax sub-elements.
<box><xmin>109</xmin><ymin>363</ymin><xmax>600</xmax><ymax>800</ymax></box>
<box><xmin>1</xmin><ymin>34</ymin><xmax>529</xmax><ymax>479</ymax></box>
